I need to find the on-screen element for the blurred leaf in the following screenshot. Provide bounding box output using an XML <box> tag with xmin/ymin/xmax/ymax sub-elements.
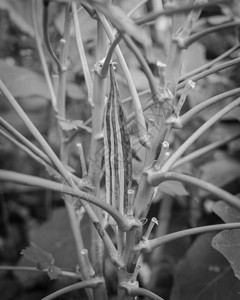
<box><xmin>182</xmin><ymin>42</ymin><xmax>207</xmax><ymax>74</ymax></box>
<box><xmin>160</xmin><ymin>181</ymin><xmax>189</xmax><ymax>197</ymax></box>
<box><xmin>130</xmin><ymin>68</ymin><xmax>149</xmax><ymax>91</ymax></box>
<box><xmin>80</xmin><ymin>0</ymin><xmax>150</xmax><ymax>47</ymax></box>
<box><xmin>66</xmin><ymin>82</ymin><xmax>85</xmax><ymax>100</ymax></box>
<box><xmin>170</xmin><ymin>233</ymin><xmax>240</xmax><ymax>300</ymax></box>
<box><xmin>21</xmin><ymin>242</ymin><xmax>61</xmax><ymax>279</ymax></box>
<box><xmin>199</xmin><ymin>157</ymin><xmax>240</xmax><ymax>189</ymax></box>
<box><xmin>212</xmin><ymin>200</ymin><xmax>240</xmax><ymax>223</ymax></box>
<box><xmin>212</xmin><ymin>229</ymin><xmax>240</xmax><ymax>281</ymax></box>
<box><xmin>0</xmin><ymin>0</ymin><xmax>34</xmax><ymax>37</ymax></box>
<box><xmin>0</xmin><ymin>60</ymin><xmax>50</xmax><ymax>99</ymax></box>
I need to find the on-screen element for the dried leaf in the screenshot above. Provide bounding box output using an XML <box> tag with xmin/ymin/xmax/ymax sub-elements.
<box><xmin>21</xmin><ymin>242</ymin><xmax>61</xmax><ymax>279</ymax></box>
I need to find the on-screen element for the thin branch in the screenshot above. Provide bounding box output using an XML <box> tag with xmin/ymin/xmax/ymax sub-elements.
<box><xmin>180</xmin><ymin>44</ymin><xmax>240</xmax><ymax>82</ymax></box>
<box><xmin>138</xmin><ymin>223</ymin><xmax>240</xmax><ymax>252</ymax></box>
<box><xmin>0</xmin><ymin>170</ymin><xmax>137</xmax><ymax>233</ymax></box>
<box><xmin>180</xmin><ymin>87</ymin><xmax>240</xmax><ymax>127</ymax></box>
<box><xmin>72</xmin><ymin>1</ymin><xmax>93</xmax><ymax>105</ymax></box>
<box><xmin>41</xmin><ymin>277</ymin><xmax>103</xmax><ymax>300</ymax></box>
<box><xmin>42</xmin><ymin>0</ymin><xmax>62</xmax><ymax>72</ymax></box>
<box><xmin>129</xmin><ymin>287</ymin><xmax>165</xmax><ymax>300</ymax></box>
<box><xmin>173</xmin><ymin>132</ymin><xmax>240</xmax><ymax>169</ymax></box>
<box><xmin>147</xmin><ymin>171</ymin><xmax>240</xmax><ymax>210</ymax></box>
<box><xmin>161</xmin><ymin>97</ymin><xmax>240</xmax><ymax>171</ymax></box>
<box><xmin>0</xmin><ymin>80</ymin><xmax>71</xmax><ymax>182</ymax></box>
<box><xmin>182</xmin><ymin>20</ymin><xmax>240</xmax><ymax>49</ymax></box>
<box><xmin>0</xmin><ymin>117</ymin><xmax>52</xmax><ymax>166</ymax></box>
<box><xmin>0</xmin><ymin>266</ymin><xmax>80</xmax><ymax>279</ymax></box>
<box><xmin>177</xmin><ymin>57</ymin><xmax>240</xmax><ymax>91</ymax></box>
<box><xmin>135</xmin><ymin>0</ymin><xmax>231</xmax><ymax>26</ymax></box>
<box><xmin>31</xmin><ymin>0</ymin><xmax>57</xmax><ymax>109</ymax></box>
<box><xmin>122</xmin><ymin>34</ymin><xmax>160</xmax><ymax>103</ymax></box>
<box><xmin>99</xmin><ymin>14</ymin><xmax>149</xmax><ymax>146</ymax></box>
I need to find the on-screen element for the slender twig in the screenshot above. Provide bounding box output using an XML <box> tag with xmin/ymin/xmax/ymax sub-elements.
<box><xmin>180</xmin><ymin>87</ymin><xmax>240</xmax><ymax>127</ymax></box>
<box><xmin>135</xmin><ymin>0</ymin><xmax>230</xmax><ymax>26</ymax></box>
<box><xmin>173</xmin><ymin>132</ymin><xmax>240</xmax><ymax>169</ymax></box>
<box><xmin>31</xmin><ymin>0</ymin><xmax>57</xmax><ymax>109</ymax></box>
<box><xmin>128</xmin><ymin>287</ymin><xmax>165</xmax><ymax>300</ymax></box>
<box><xmin>182</xmin><ymin>20</ymin><xmax>240</xmax><ymax>49</ymax></box>
<box><xmin>180</xmin><ymin>44</ymin><xmax>240</xmax><ymax>82</ymax></box>
<box><xmin>42</xmin><ymin>0</ymin><xmax>62</xmax><ymax>71</ymax></box>
<box><xmin>0</xmin><ymin>80</ymin><xmax>70</xmax><ymax>182</ymax></box>
<box><xmin>0</xmin><ymin>266</ymin><xmax>80</xmax><ymax>279</ymax></box>
<box><xmin>137</xmin><ymin>223</ymin><xmax>240</xmax><ymax>252</ymax></box>
<box><xmin>147</xmin><ymin>171</ymin><xmax>240</xmax><ymax>210</ymax></box>
<box><xmin>178</xmin><ymin>57</ymin><xmax>240</xmax><ymax>90</ymax></box>
<box><xmin>122</xmin><ymin>34</ymin><xmax>160</xmax><ymax>102</ymax></box>
<box><xmin>161</xmin><ymin>97</ymin><xmax>240</xmax><ymax>171</ymax></box>
<box><xmin>128</xmin><ymin>0</ymin><xmax>148</xmax><ymax>17</ymax></box>
<box><xmin>0</xmin><ymin>117</ymin><xmax>52</xmax><ymax>166</ymax></box>
<box><xmin>72</xmin><ymin>0</ymin><xmax>93</xmax><ymax>105</ymax></box>
<box><xmin>99</xmin><ymin>14</ymin><xmax>149</xmax><ymax>145</ymax></box>
<box><xmin>41</xmin><ymin>277</ymin><xmax>104</xmax><ymax>300</ymax></box>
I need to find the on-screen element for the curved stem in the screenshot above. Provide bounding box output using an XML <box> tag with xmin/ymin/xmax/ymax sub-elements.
<box><xmin>180</xmin><ymin>44</ymin><xmax>240</xmax><ymax>82</ymax></box>
<box><xmin>135</xmin><ymin>0</ymin><xmax>226</xmax><ymax>26</ymax></box>
<box><xmin>31</xmin><ymin>0</ymin><xmax>57</xmax><ymax>109</ymax></box>
<box><xmin>177</xmin><ymin>57</ymin><xmax>240</xmax><ymax>90</ymax></box>
<box><xmin>128</xmin><ymin>287</ymin><xmax>164</xmax><ymax>300</ymax></box>
<box><xmin>0</xmin><ymin>266</ymin><xmax>80</xmax><ymax>279</ymax></box>
<box><xmin>180</xmin><ymin>87</ymin><xmax>240</xmax><ymax>127</ymax></box>
<box><xmin>183</xmin><ymin>20</ymin><xmax>240</xmax><ymax>48</ymax></box>
<box><xmin>72</xmin><ymin>0</ymin><xmax>93</xmax><ymax>105</ymax></box>
<box><xmin>173</xmin><ymin>132</ymin><xmax>240</xmax><ymax>169</ymax></box>
<box><xmin>147</xmin><ymin>171</ymin><xmax>240</xmax><ymax>210</ymax></box>
<box><xmin>41</xmin><ymin>277</ymin><xmax>103</xmax><ymax>300</ymax></box>
<box><xmin>141</xmin><ymin>223</ymin><xmax>240</xmax><ymax>252</ymax></box>
<box><xmin>122</xmin><ymin>34</ymin><xmax>160</xmax><ymax>102</ymax></box>
<box><xmin>0</xmin><ymin>170</ymin><xmax>132</xmax><ymax>232</ymax></box>
<box><xmin>42</xmin><ymin>0</ymin><xmax>62</xmax><ymax>72</ymax></box>
<box><xmin>99</xmin><ymin>14</ymin><xmax>148</xmax><ymax>145</ymax></box>
<box><xmin>161</xmin><ymin>97</ymin><xmax>240</xmax><ymax>171</ymax></box>
<box><xmin>0</xmin><ymin>80</ymin><xmax>70</xmax><ymax>182</ymax></box>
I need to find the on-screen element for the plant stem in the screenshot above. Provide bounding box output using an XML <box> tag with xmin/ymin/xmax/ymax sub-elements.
<box><xmin>161</xmin><ymin>97</ymin><xmax>240</xmax><ymax>171</ymax></box>
<box><xmin>147</xmin><ymin>171</ymin><xmax>240</xmax><ymax>210</ymax></box>
<box><xmin>122</xmin><ymin>34</ymin><xmax>160</xmax><ymax>102</ymax></box>
<box><xmin>31</xmin><ymin>0</ymin><xmax>57</xmax><ymax>110</ymax></box>
<box><xmin>182</xmin><ymin>20</ymin><xmax>240</xmax><ymax>48</ymax></box>
<box><xmin>136</xmin><ymin>0</ymin><xmax>229</xmax><ymax>26</ymax></box>
<box><xmin>180</xmin><ymin>44</ymin><xmax>240</xmax><ymax>82</ymax></box>
<box><xmin>0</xmin><ymin>80</ymin><xmax>69</xmax><ymax>182</ymax></box>
<box><xmin>178</xmin><ymin>57</ymin><xmax>240</xmax><ymax>90</ymax></box>
<box><xmin>180</xmin><ymin>87</ymin><xmax>240</xmax><ymax>127</ymax></box>
<box><xmin>127</xmin><ymin>287</ymin><xmax>165</xmax><ymax>300</ymax></box>
<box><xmin>72</xmin><ymin>0</ymin><xmax>93</xmax><ymax>105</ymax></box>
<box><xmin>0</xmin><ymin>170</ymin><xmax>128</xmax><ymax>266</ymax></box>
<box><xmin>0</xmin><ymin>266</ymin><xmax>80</xmax><ymax>279</ymax></box>
<box><xmin>0</xmin><ymin>117</ymin><xmax>52</xmax><ymax>166</ymax></box>
<box><xmin>139</xmin><ymin>223</ymin><xmax>240</xmax><ymax>252</ymax></box>
<box><xmin>98</xmin><ymin>14</ymin><xmax>148</xmax><ymax>145</ymax></box>
<box><xmin>41</xmin><ymin>277</ymin><xmax>104</xmax><ymax>300</ymax></box>
<box><xmin>173</xmin><ymin>132</ymin><xmax>240</xmax><ymax>169</ymax></box>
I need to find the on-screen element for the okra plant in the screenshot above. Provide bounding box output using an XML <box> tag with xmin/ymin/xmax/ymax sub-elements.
<box><xmin>1</xmin><ymin>0</ymin><xmax>240</xmax><ymax>299</ymax></box>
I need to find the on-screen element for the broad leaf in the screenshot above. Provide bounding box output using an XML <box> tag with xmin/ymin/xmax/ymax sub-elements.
<box><xmin>212</xmin><ymin>230</ymin><xmax>240</xmax><ymax>280</ymax></box>
<box><xmin>212</xmin><ymin>200</ymin><xmax>240</xmax><ymax>223</ymax></box>
<box><xmin>171</xmin><ymin>233</ymin><xmax>240</xmax><ymax>300</ymax></box>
